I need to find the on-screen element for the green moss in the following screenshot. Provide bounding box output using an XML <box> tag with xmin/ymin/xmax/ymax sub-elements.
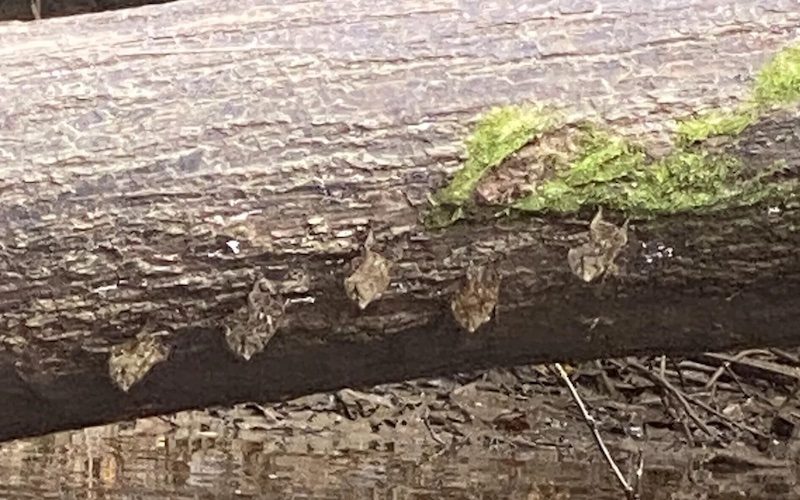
<box><xmin>513</xmin><ymin>127</ymin><xmax>644</xmax><ymax>212</ymax></box>
<box><xmin>676</xmin><ymin>107</ymin><xmax>758</xmax><ymax>143</ymax></box>
<box><xmin>423</xmin><ymin>204</ymin><xmax>464</xmax><ymax>229</ymax></box>
<box><xmin>676</xmin><ymin>43</ymin><xmax>800</xmax><ymax>143</ymax></box>
<box><xmin>561</xmin><ymin>127</ymin><xmax>645</xmax><ymax>185</ymax></box>
<box><xmin>514</xmin><ymin>148</ymin><xmax>784</xmax><ymax>216</ymax></box>
<box><xmin>426</xmin><ymin>43</ymin><xmax>800</xmax><ymax>223</ymax></box>
<box><xmin>754</xmin><ymin>44</ymin><xmax>800</xmax><ymax>106</ymax></box>
<box><xmin>620</xmin><ymin>151</ymin><xmax>763</xmax><ymax>213</ymax></box>
<box><xmin>435</xmin><ymin>105</ymin><xmax>559</xmax><ymax>205</ymax></box>
<box><xmin>432</xmin><ymin>109</ymin><xmax>790</xmax><ymax>218</ymax></box>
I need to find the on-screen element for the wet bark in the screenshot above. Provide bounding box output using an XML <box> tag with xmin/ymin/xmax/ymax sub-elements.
<box><xmin>1</xmin><ymin>0</ymin><xmax>800</xmax><ymax>441</ymax></box>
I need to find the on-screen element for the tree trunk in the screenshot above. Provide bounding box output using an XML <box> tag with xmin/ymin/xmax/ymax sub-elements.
<box><xmin>1</xmin><ymin>0</ymin><xmax>799</xmax><ymax>442</ymax></box>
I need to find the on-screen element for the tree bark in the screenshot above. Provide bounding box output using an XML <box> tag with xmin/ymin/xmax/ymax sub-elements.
<box><xmin>1</xmin><ymin>0</ymin><xmax>800</xmax><ymax>441</ymax></box>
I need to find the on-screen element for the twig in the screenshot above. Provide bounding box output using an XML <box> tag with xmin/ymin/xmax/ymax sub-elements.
<box><xmin>156</xmin><ymin>415</ymin><xmax>178</xmax><ymax>427</ymax></box>
<box><xmin>769</xmin><ymin>348</ymin><xmax>800</xmax><ymax>365</ymax></box>
<box><xmin>678</xmin><ymin>417</ymin><xmax>695</xmax><ymax>446</ymax></box>
<box><xmin>668</xmin><ymin>357</ymin><xmax>688</xmax><ymax>392</ymax></box>
<box><xmin>627</xmin><ymin>361</ymin><xmax>713</xmax><ymax>437</ymax></box>
<box><xmin>682</xmin><ymin>392</ymin><xmax>770</xmax><ymax>440</ymax></box>
<box><xmin>778</xmin><ymin>381</ymin><xmax>800</xmax><ymax>411</ymax></box>
<box><xmin>660</xmin><ymin>368</ymin><xmax>735</xmax><ymax>390</ymax></box>
<box><xmin>594</xmin><ymin>360</ymin><xmax>619</xmax><ymax>397</ymax></box>
<box><xmin>552</xmin><ymin>363</ymin><xmax>636</xmax><ymax>499</ymax></box>
<box><xmin>678</xmin><ymin>360</ymin><xmax>719</xmax><ymax>374</ymax></box>
<box><xmin>704</xmin><ymin>350</ymin><xmax>780</xmax><ymax>391</ymax></box>
<box><xmin>660</xmin><ymin>393</ymin><xmax>695</xmax><ymax>446</ymax></box>
<box><xmin>30</xmin><ymin>0</ymin><xmax>41</xmax><ymax>20</ymax></box>
<box><xmin>723</xmin><ymin>365</ymin><xmax>754</xmax><ymax>399</ymax></box>
<box><xmin>505</xmin><ymin>434</ymin><xmax>572</xmax><ymax>449</ymax></box>
<box><xmin>421</xmin><ymin>405</ymin><xmax>447</xmax><ymax>446</ymax></box>
<box><xmin>631</xmin><ymin>449</ymin><xmax>645</xmax><ymax>498</ymax></box>
<box><xmin>702</xmin><ymin>449</ymin><xmax>790</xmax><ymax>469</ymax></box>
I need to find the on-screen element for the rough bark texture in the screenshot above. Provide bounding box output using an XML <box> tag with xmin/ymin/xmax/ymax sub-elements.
<box><xmin>1</xmin><ymin>0</ymin><xmax>800</xmax><ymax>441</ymax></box>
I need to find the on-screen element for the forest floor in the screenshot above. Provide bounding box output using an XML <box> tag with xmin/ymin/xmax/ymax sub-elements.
<box><xmin>4</xmin><ymin>348</ymin><xmax>800</xmax><ymax>498</ymax></box>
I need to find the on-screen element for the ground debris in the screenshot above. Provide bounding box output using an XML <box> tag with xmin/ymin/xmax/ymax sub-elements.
<box><xmin>335</xmin><ymin>388</ymin><xmax>395</xmax><ymax>419</ymax></box>
<box><xmin>701</xmin><ymin>446</ymin><xmax>791</xmax><ymax>471</ymax></box>
<box><xmin>22</xmin><ymin>345</ymin><xmax>800</xmax><ymax>498</ymax></box>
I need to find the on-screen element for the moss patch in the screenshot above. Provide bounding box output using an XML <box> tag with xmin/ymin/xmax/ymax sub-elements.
<box><xmin>513</xmin><ymin>135</ymin><xmax>785</xmax><ymax>215</ymax></box>
<box><xmin>559</xmin><ymin>127</ymin><xmax>645</xmax><ymax>186</ymax></box>
<box><xmin>754</xmin><ymin>44</ymin><xmax>800</xmax><ymax>106</ymax></box>
<box><xmin>677</xmin><ymin>43</ymin><xmax>800</xmax><ymax>144</ymax></box>
<box><xmin>435</xmin><ymin>105</ymin><xmax>559</xmax><ymax>205</ymax></box>
<box><xmin>676</xmin><ymin>107</ymin><xmax>758</xmax><ymax>144</ymax></box>
<box><xmin>511</xmin><ymin>126</ymin><xmax>644</xmax><ymax>212</ymax></box>
<box><xmin>428</xmin><ymin>42</ymin><xmax>800</xmax><ymax>223</ymax></box>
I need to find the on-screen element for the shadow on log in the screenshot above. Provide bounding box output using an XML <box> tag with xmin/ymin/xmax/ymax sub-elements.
<box><xmin>0</xmin><ymin>0</ymin><xmax>799</xmax><ymax>441</ymax></box>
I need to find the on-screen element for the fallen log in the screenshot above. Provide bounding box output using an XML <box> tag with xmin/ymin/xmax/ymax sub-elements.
<box><xmin>1</xmin><ymin>0</ymin><xmax>799</xmax><ymax>442</ymax></box>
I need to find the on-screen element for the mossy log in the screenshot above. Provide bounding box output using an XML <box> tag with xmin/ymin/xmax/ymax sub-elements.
<box><xmin>1</xmin><ymin>0</ymin><xmax>800</xmax><ymax>442</ymax></box>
